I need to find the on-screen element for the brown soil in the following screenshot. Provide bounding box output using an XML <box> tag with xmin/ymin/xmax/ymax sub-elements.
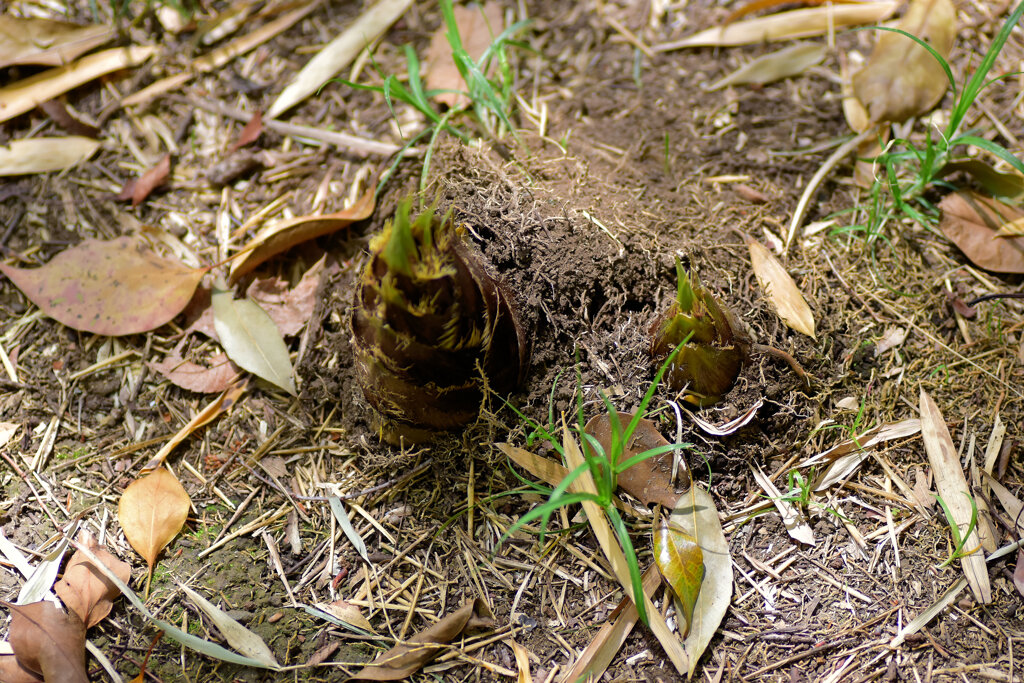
<box><xmin>1</xmin><ymin>1</ymin><xmax>1024</xmax><ymax>682</ymax></box>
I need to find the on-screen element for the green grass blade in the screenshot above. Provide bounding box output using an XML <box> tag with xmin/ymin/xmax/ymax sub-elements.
<box><xmin>606</xmin><ymin>506</ymin><xmax>648</xmax><ymax>625</ymax></box>
<box><xmin>953</xmin><ymin>135</ymin><xmax>1024</xmax><ymax>176</ymax></box>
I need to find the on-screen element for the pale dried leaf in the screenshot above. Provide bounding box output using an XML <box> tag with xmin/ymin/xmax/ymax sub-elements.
<box><xmin>118</xmin><ymin>468</ymin><xmax>191</xmax><ymax>573</ymax></box>
<box><xmin>708</xmin><ymin>42</ymin><xmax>825</xmax><ymax>91</ymax></box>
<box><xmin>751</xmin><ymin>465</ymin><xmax>815</xmax><ymax>545</ymax></box>
<box><xmin>0</xmin><ymin>137</ymin><xmax>100</xmax><ymax>176</ymax></box>
<box><xmin>920</xmin><ymin>389</ymin><xmax>992</xmax><ymax>603</ymax></box>
<box><xmin>0</xmin><ymin>46</ymin><xmax>156</xmax><ymax>124</ymax></box>
<box><xmin>748</xmin><ymin>239</ymin><xmax>816</xmax><ymax>338</ymax></box>
<box><xmin>314</xmin><ymin>601</ymin><xmax>377</xmax><ymax>634</ymax></box>
<box><xmin>212</xmin><ymin>289</ymin><xmax>297</xmax><ymax>395</ymax></box>
<box><xmin>180</xmin><ymin>585</ymin><xmax>279</xmax><ymax>669</ymax></box>
<box><xmin>654</xmin><ymin>3</ymin><xmax>898</xmax><ymax>49</ymax></box>
<box><xmin>245</xmin><ymin>256</ymin><xmax>325</xmax><ymax>336</ymax></box>
<box><xmin>425</xmin><ymin>3</ymin><xmax>504</xmax><ymax>108</ymax></box>
<box><xmin>687</xmin><ymin>398</ymin><xmax>762</xmax><ymax>436</ymax></box>
<box><xmin>144</xmin><ymin>381</ymin><xmax>246</xmax><ymax>470</ymax></box>
<box><xmin>268</xmin><ymin>0</ymin><xmax>415</xmax><ymax>118</ymax></box>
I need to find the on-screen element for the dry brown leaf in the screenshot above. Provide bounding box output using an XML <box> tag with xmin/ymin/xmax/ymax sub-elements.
<box><xmin>0</xmin><ymin>16</ymin><xmax>113</xmax><ymax>68</ymax></box>
<box><xmin>920</xmin><ymin>389</ymin><xmax>992</xmax><ymax>603</ymax></box>
<box><xmin>0</xmin><ymin>46</ymin><xmax>156</xmax><ymax>124</ymax></box>
<box><xmin>351</xmin><ymin>599</ymin><xmax>494</xmax><ymax>680</ymax></box>
<box><xmin>117</xmin><ymin>153</ymin><xmax>171</xmax><ymax>207</ymax></box>
<box><xmin>0</xmin><ymin>654</ymin><xmax>43</xmax><ymax>683</ymax></box>
<box><xmin>0</xmin><ymin>137</ymin><xmax>100</xmax><ymax>177</ymax></box>
<box><xmin>38</xmin><ymin>100</ymin><xmax>101</xmax><ymax>138</ymax></box>
<box><xmin>747</xmin><ymin>239</ymin><xmax>816</xmax><ymax>338</ymax></box>
<box><xmin>54</xmin><ymin>531</ymin><xmax>131</xmax><ymax>628</ymax></box>
<box><xmin>425</xmin><ymin>2</ymin><xmax>504</xmax><ymax>108</ymax></box>
<box><xmin>654</xmin><ymin>2</ymin><xmax>898</xmax><ymax>49</ymax></box>
<box><xmin>751</xmin><ymin>464</ymin><xmax>815</xmax><ymax>545</ymax></box>
<box><xmin>229</xmin><ymin>187</ymin><xmax>375</xmax><ymax>282</ymax></box>
<box><xmin>230</xmin><ymin>111</ymin><xmax>264</xmax><ymax>152</ymax></box>
<box><xmin>583</xmin><ymin>412</ymin><xmax>684</xmax><ymax>508</ymax></box>
<box><xmin>149</xmin><ymin>351</ymin><xmax>241</xmax><ymax>394</ymax></box>
<box><xmin>939</xmin><ymin>191</ymin><xmax>1024</xmax><ymax>274</ymax></box>
<box><xmin>245</xmin><ymin>256</ymin><xmax>325</xmax><ymax>336</ymax></box>
<box><xmin>707</xmin><ymin>42</ymin><xmax>825</xmax><ymax>91</ymax></box>
<box><xmin>118</xmin><ymin>467</ymin><xmax>191</xmax><ymax>588</ymax></box>
<box><xmin>6</xmin><ymin>601</ymin><xmax>87</xmax><ymax>683</ymax></box>
<box><xmin>852</xmin><ymin>0</ymin><xmax>955</xmax><ymax>124</ymax></box>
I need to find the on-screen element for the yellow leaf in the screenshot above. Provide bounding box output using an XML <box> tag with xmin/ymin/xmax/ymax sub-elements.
<box><xmin>747</xmin><ymin>239</ymin><xmax>816</xmax><ymax>338</ymax></box>
<box><xmin>118</xmin><ymin>468</ymin><xmax>191</xmax><ymax>591</ymax></box>
<box><xmin>653</xmin><ymin>517</ymin><xmax>704</xmax><ymax>637</ymax></box>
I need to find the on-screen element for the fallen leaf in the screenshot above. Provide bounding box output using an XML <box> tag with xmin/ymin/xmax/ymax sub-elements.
<box><xmin>920</xmin><ymin>389</ymin><xmax>992</xmax><ymax>603</ymax></box>
<box><xmin>230</xmin><ymin>111</ymin><xmax>263</xmax><ymax>152</ymax></box>
<box><xmin>983</xmin><ymin>473</ymin><xmax>1023</xmax><ymax>533</ymax></box>
<box><xmin>748</xmin><ymin>238</ymin><xmax>816</xmax><ymax>338</ymax></box>
<box><xmin>0</xmin><ymin>137</ymin><xmax>100</xmax><ymax>176</ymax></box>
<box><xmin>852</xmin><ymin>0</ymin><xmax>956</xmax><ymax>124</ymax></box>
<box><xmin>687</xmin><ymin>398</ymin><xmax>763</xmax><ymax>436</ymax></box>
<box><xmin>179</xmin><ymin>585</ymin><xmax>279</xmax><ymax>669</ymax></box>
<box><xmin>5</xmin><ymin>601</ymin><xmax>87</xmax><ymax>683</ymax></box>
<box><xmin>212</xmin><ymin>288</ymin><xmax>297</xmax><ymax>395</ymax></box>
<box><xmin>654</xmin><ymin>3</ymin><xmax>898</xmax><ymax>49</ymax></box>
<box><xmin>143</xmin><ymin>381</ymin><xmax>246</xmax><ymax>470</ymax></box>
<box><xmin>752</xmin><ymin>464</ymin><xmax>815</xmax><ymax>545</ymax></box>
<box><xmin>584</xmin><ymin>412</ymin><xmax>685</xmax><ymax>509</ymax></box>
<box><xmin>0</xmin><ymin>16</ymin><xmax>113</xmax><ymax>68</ymax></box>
<box><xmin>938</xmin><ymin>160</ymin><xmax>1024</xmax><ymax>203</ymax></box>
<box><xmin>118</xmin><ymin>467</ymin><xmax>191</xmax><ymax>589</ymax></box>
<box><xmin>939</xmin><ymin>191</ymin><xmax>1024</xmax><ymax>273</ymax></box>
<box><xmin>229</xmin><ymin>186</ymin><xmax>375</xmax><ymax>282</ymax></box>
<box><xmin>0</xmin><ymin>237</ymin><xmax>207</xmax><ymax>336</ymax></box>
<box><xmin>0</xmin><ymin>655</ymin><xmax>42</xmax><ymax>683</ymax></box>
<box><xmin>671</xmin><ymin>487</ymin><xmax>732</xmax><ymax>677</ymax></box>
<box><xmin>117</xmin><ymin>153</ymin><xmax>171</xmax><ymax>207</ymax></box>
<box><xmin>508</xmin><ymin>639</ymin><xmax>531</xmax><ymax>683</ymax></box>
<box><xmin>245</xmin><ymin>257</ymin><xmax>325</xmax><ymax>336</ymax></box>
<box><xmin>0</xmin><ymin>46</ymin><xmax>157</xmax><ymax>124</ymax></box>
<box><xmin>707</xmin><ymin>42</ymin><xmax>825</xmax><ymax>91</ymax></box>
<box><xmin>149</xmin><ymin>351</ymin><xmax>241</xmax><ymax>393</ymax></box>
<box><xmin>654</xmin><ymin>516</ymin><xmax>704</xmax><ymax>637</ymax></box>
<box><xmin>724</xmin><ymin>0</ymin><xmax>867</xmax><ymax>24</ymax></box>
<box><xmin>351</xmin><ymin>599</ymin><xmax>494</xmax><ymax>681</ymax></box>
<box><xmin>911</xmin><ymin>466</ymin><xmax>936</xmax><ymax>510</ymax></box>
<box><xmin>268</xmin><ymin>0</ymin><xmax>414</xmax><ymax>118</ymax></box>
<box><xmin>54</xmin><ymin>531</ymin><xmax>131</xmax><ymax>628</ymax></box>
<box><xmin>313</xmin><ymin>600</ymin><xmax>376</xmax><ymax>634</ymax></box>
<box><xmin>557</xmin><ymin>565</ymin><xmax>661</xmax><ymax>683</ymax></box>
<box><xmin>425</xmin><ymin>2</ymin><xmax>504</xmax><ymax>108</ymax></box>
<box><xmin>38</xmin><ymin>100</ymin><xmax>101</xmax><ymax>138</ymax></box>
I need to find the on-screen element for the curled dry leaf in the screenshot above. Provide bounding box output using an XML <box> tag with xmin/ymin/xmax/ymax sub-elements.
<box><xmin>229</xmin><ymin>185</ymin><xmax>375</xmax><ymax>282</ymax></box>
<box><xmin>6</xmin><ymin>601</ymin><xmax>87</xmax><ymax>683</ymax></box>
<box><xmin>212</xmin><ymin>288</ymin><xmax>297</xmax><ymax>395</ymax></box>
<box><xmin>143</xmin><ymin>380</ymin><xmax>247</xmax><ymax>470</ymax></box>
<box><xmin>117</xmin><ymin>153</ymin><xmax>171</xmax><ymax>207</ymax></box>
<box><xmin>0</xmin><ymin>237</ymin><xmax>207</xmax><ymax>336</ymax></box>
<box><xmin>54</xmin><ymin>531</ymin><xmax>131</xmax><ymax>628</ymax></box>
<box><xmin>584</xmin><ymin>412</ymin><xmax>686</xmax><ymax>509</ymax></box>
<box><xmin>747</xmin><ymin>238</ymin><xmax>816</xmax><ymax>339</ymax></box>
<box><xmin>425</xmin><ymin>2</ymin><xmax>504</xmax><ymax>108</ymax></box>
<box><xmin>653</xmin><ymin>516</ymin><xmax>704</xmax><ymax>638</ymax></box>
<box><xmin>852</xmin><ymin>0</ymin><xmax>955</xmax><ymax>124</ymax></box>
<box><xmin>0</xmin><ymin>16</ymin><xmax>113</xmax><ymax>68</ymax></box>
<box><xmin>351</xmin><ymin>599</ymin><xmax>494</xmax><ymax>681</ymax></box>
<box><xmin>229</xmin><ymin>111</ymin><xmax>263</xmax><ymax>152</ymax></box>
<box><xmin>0</xmin><ymin>137</ymin><xmax>100</xmax><ymax>177</ymax></box>
<box><xmin>938</xmin><ymin>190</ymin><xmax>1024</xmax><ymax>274</ymax></box>
<box><xmin>707</xmin><ymin>42</ymin><xmax>825</xmax><ymax>91</ymax></box>
<box><xmin>118</xmin><ymin>467</ymin><xmax>191</xmax><ymax>584</ymax></box>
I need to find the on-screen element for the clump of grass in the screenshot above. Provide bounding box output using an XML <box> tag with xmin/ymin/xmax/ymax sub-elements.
<box><xmin>337</xmin><ymin>0</ymin><xmax>531</xmax><ymax>193</ymax></box>
<box><xmin>499</xmin><ymin>343</ymin><xmax>692</xmax><ymax>625</ymax></box>
<box><xmin>847</xmin><ymin>2</ymin><xmax>1024</xmax><ymax>244</ymax></box>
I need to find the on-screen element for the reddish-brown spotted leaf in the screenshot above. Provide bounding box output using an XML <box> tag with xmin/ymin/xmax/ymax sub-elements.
<box><xmin>118</xmin><ymin>467</ymin><xmax>191</xmax><ymax>585</ymax></box>
<box><xmin>54</xmin><ymin>530</ymin><xmax>131</xmax><ymax>628</ymax></box>
<box><xmin>654</xmin><ymin>517</ymin><xmax>705</xmax><ymax>638</ymax></box>
<box><xmin>229</xmin><ymin>186</ymin><xmax>375</xmax><ymax>282</ymax></box>
<box><xmin>6</xmin><ymin>601</ymin><xmax>87</xmax><ymax>683</ymax></box>
<box><xmin>0</xmin><ymin>237</ymin><xmax>207</xmax><ymax>335</ymax></box>
<box><xmin>149</xmin><ymin>351</ymin><xmax>241</xmax><ymax>393</ymax></box>
<box><xmin>245</xmin><ymin>256</ymin><xmax>326</xmax><ymax>336</ymax></box>
<box><xmin>939</xmin><ymin>191</ymin><xmax>1024</xmax><ymax>273</ymax></box>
